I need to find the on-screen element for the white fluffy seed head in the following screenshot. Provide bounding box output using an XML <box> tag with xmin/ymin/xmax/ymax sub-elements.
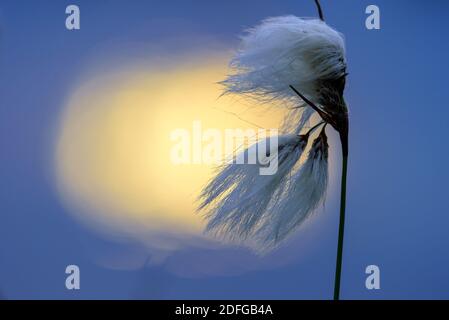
<box><xmin>255</xmin><ymin>129</ymin><xmax>329</xmax><ymax>251</ymax></box>
<box><xmin>198</xmin><ymin>134</ymin><xmax>309</xmax><ymax>243</ymax></box>
<box><xmin>221</xmin><ymin>15</ymin><xmax>347</xmax><ymax>106</ymax></box>
<box><xmin>198</xmin><ymin>130</ymin><xmax>329</xmax><ymax>253</ymax></box>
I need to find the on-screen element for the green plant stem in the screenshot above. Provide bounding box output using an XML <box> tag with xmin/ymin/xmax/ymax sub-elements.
<box><xmin>334</xmin><ymin>131</ymin><xmax>348</xmax><ymax>300</ymax></box>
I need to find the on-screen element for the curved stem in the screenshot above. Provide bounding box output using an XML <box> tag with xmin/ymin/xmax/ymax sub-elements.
<box><xmin>289</xmin><ymin>85</ymin><xmax>329</xmax><ymax>121</ymax></box>
<box><xmin>333</xmin><ymin>131</ymin><xmax>348</xmax><ymax>300</ymax></box>
<box><xmin>315</xmin><ymin>0</ymin><xmax>325</xmax><ymax>21</ymax></box>
<box><xmin>304</xmin><ymin>121</ymin><xmax>324</xmax><ymax>136</ymax></box>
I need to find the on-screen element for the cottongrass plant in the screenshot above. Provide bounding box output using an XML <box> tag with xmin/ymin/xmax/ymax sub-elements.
<box><xmin>198</xmin><ymin>1</ymin><xmax>349</xmax><ymax>300</ymax></box>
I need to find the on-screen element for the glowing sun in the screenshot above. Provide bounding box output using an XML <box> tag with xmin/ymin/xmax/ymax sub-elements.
<box><xmin>55</xmin><ymin>54</ymin><xmax>285</xmax><ymax>239</ymax></box>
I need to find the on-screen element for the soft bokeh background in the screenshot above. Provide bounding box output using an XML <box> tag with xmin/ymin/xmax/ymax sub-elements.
<box><xmin>1</xmin><ymin>0</ymin><xmax>449</xmax><ymax>299</ymax></box>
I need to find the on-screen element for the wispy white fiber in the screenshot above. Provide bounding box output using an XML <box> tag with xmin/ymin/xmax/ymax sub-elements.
<box><xmin>198</xmin><ymin>134</ymin><xmax>309</xmax><ymax>242</ymax></box>
<box><xmin>221</xmin><ymin>16</ymin><xmax>346</xmax><ymax>108</ymax></box>
<box><xmin>281</xmin><ymin>106</ymin><xmax>315</xmax><ymax>136</ymax></box>
<box><xmin>255</xmin><ymin>130</ymin><xmax>329</xmax><ymax>250</ymax></box>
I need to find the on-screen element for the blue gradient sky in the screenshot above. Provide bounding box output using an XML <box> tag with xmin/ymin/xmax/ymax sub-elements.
<box><xmin>1</xmin><ymin>0</ymin><xmax>449</xmax><ymax>299</ymax></box>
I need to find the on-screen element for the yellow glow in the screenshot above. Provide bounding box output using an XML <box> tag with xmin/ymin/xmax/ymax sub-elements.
<box><xmin>55</xmin><ymin>55</ymin><xmax>286</xmax><ymax>237</ymax></box>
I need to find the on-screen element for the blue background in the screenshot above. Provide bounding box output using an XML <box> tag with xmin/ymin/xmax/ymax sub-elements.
<box><xmin>0</xmin><ymin>0</ymin><xmax>448</xmax><ymax>299</ymax></box>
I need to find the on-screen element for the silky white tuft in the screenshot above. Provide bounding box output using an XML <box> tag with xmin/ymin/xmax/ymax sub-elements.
<box><xmin>198</xmin><ymin>134</ymin><xmax>309</xmax><ymax>243</ymax></box>
<box><xmin>221</xmin><ymin>16</ymin><xmax>346</xmax><ymax>107</ymax></box>
<box><xmin>255</xmin><ymin>129</ymin><xmax>329</xmax><ymax>250</ymax></box>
